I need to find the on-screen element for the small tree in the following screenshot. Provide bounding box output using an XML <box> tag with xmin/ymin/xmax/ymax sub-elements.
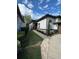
<box><xmin>24</xmin><ymin>15</ymin><xmax>31</xmax><ymax>24</ymax></box>
<box><xmin>23</xmin><ymin>15</ymin><xmax>31</xmax><ymax>36</ymax></box>
<box><xmin>47</xmin><ymin>20</ymin><xmax>52</xmax><ymax>35</ymax></box>
<box><xmin>23</xmin><ymin>15</ymin><xmax>31</xmax><ymax>37</ymax></box>
<box><xmin>47</xmin><ymin>22</ymin><xmax>50</xmax><ymax>35</ymax></box>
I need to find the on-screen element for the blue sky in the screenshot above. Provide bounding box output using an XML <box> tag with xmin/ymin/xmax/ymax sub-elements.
<box><xmin>17</xmin><ymin>0</ymin><xmax>61</xmax><ymax>20</ymax></box>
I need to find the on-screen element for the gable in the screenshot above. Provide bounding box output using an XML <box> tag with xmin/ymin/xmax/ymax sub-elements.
<box><xmin>36</xmin><ymin>14</ymin><xmax>61</xmax><ymax>22</ymax></box>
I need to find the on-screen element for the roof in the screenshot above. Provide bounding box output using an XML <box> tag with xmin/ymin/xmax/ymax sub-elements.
<box><xmin>17</xmin><ymin>5</ymin><xmax>25</xmax><ymax>23</ymax></box>
<box><xmin>29</xmin><ymin>20</ymin><xmax>37</xmax><ymax>24</ymax></box>
<box><xmin>36</xmin><ymin>14</ymin><xmax>61</xmax><ymax>22</ymax></box>
<box><xmin>53</xmin><ymin>22</ymin><xmax>61</xmax><ymax>25</ymax></box>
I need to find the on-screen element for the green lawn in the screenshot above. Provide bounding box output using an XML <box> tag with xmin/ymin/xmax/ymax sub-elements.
<box><xmin>21</xmin><ymin>46</ymin><xmax>41</xmax><ymax>59</ymax></box>
<box><xmin>25</xmin><ymin>31</ymin><xmax>43</xmax><ymax>46</ymax></box>
<box><xmin>17</xmin><ymin>30</ymin><xmax>43</xmax><ymax>47</ymax></box>
<box><xmin>17</xmin><ymin>30</ymin><xmax>43</xmax><ymax>59</ymax></box>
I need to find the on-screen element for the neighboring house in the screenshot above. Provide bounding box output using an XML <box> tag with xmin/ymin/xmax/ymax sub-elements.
<box><xmin>53</xmin><ymin>20</ymin><xmax>61</xmax><ymax>34</ymax></box>
<box><xmin>29</xmin><ymin>20</ymin><xmax>37</xmax><ymax>30</ymax></box>
<box><xmin>36</xmin><ymin>14</ymin><xmax>61</xmax><ymax>35</ymax></box>
<box><xmin>29</xmin><ymin>21</ymin><xmax>33</xmax><ymax>31</ymax></box>
<box><xmin>17</xmin><ymin>5</ymin><xmax>25</xmax><ymax>32</ymax></box>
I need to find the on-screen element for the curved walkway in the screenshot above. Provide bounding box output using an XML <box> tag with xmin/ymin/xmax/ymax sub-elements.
<box><xmin>26</xmin><ymin>30</ymin><xmax>61</xmax><ymax>59</ymax></box>
<box><xmin>25</xmin><ymin>41</ymin><xmax>42</xmax><ymax>48</ymax></box>
<box><xmin>41</xmin><ymin>34</ymin><xmax>61</xmax><ymax>59</ymax></box>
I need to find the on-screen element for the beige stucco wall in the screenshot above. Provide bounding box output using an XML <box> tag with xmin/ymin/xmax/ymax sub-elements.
<box><xmin>41</xmin><ymin>34</ymin><xmax>61</xmax><ymax>59</ymax></box>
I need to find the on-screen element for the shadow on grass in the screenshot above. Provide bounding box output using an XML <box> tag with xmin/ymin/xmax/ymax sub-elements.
<box><xmin>17</xmin><ymin>29</ymin><xmax>43</xmax><ymax>59</ymax></box>
<box><xmin>17</xmin><ymin>46</ymin><xmax>41</xmax><ymax>59</ymax></box>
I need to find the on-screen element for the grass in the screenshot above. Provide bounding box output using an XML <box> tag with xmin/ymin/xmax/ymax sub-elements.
<box><xmin>24</xmin><ymin>31</ymin><xmax>43</xmax><ymax>59</ymax></box>
<box><xmin>17</xmin><ymin>30</ymin><xmax>43</xmax><ymax>59</ymax></box>
<box><xmin>21</xmin><ymin>46</ymin><xmax>41</xmax><ymax>59</ymax></box>
<box><xmin>26</xmin><ymin>46</ymin><xmax>41</xmax><ymax>59</ymax></box>
<box><xmin>17</xmin><ymin>30</ymin><xmax>43</xmax><ymax>47</ymax></box>
<box><xmin>25</xmin><ymin>31</ymin><xmax>43</xmax><ymax>46</ymax></box>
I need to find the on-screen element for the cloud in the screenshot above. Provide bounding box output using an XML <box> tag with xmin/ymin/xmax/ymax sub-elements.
<box><xmin>39</xmin><ymin>5</ymin><xmax>48</xmax><ymax>10</ymax></box>
<box><xmin>46</xmin><ymin>0</ymin><xmax>50</xmax><ymax>2</ymax></box>
<box><xmin>18</xmin><ymin>4</ymin><xmax>33</xmax><ymax>16</ymax></box>
<box><xmin>18</xmin><ymin>4</ymin><xmax>44</xmax><ymax>20</ymax></box>
<box><xmin>27</xmin><ymin>3</ymin><xmax>34</xmax><ymax>8</ymax></box>
<box><xmin>50</xmin><ymin>10</ymin><xmax>61</xmax><ymax>16</ymax></box>
<box><xmin>50</xmin><ymin>13</ymin><xmax>59</xmax><ymax>16</ymax></box>
<box><xmin>51</xmin><ymin>7</ymin><xmax>54</xmax><ymax>10</ymax></box>
<box><xmin>22</xmin><ymin>0</ymin><xmax>28</xmax><ymax>4</ymax></box>
<box><xmin>39</xmin><ymin>0</ymin><xmax>43</xmax><ymax>3</ymax></box>
<box><xmin>43</xmin><ymin>5</ymin><xmax>48</xmax><ymax>8</ymax></box>
<box><xmin>31</xmin><ymin>13</ymin><xmax>44</xmax><ymax>20</ymax></box>
<box><xmin>22</xmin><ymin>0</ymin><xmax>33</xmax><ymax>9</ymax></box>
<box><xmin>38</xmin><ymin>0</ymin><xmax>50</xmax><ymax>5</ymax></box>
<box><xmin>39</xmin><ymin>6</ymin><xmax>43</xmax><ymax>10</ymax></box>
<box><xmin>56</xmin><ymin>0</ymin><xmax>61</xmax><ymax>6</ymax></box>
<box><xmin>38</xmin><ymin>0</ymin><xmax>44</xmax><ymax>5</ymax></box>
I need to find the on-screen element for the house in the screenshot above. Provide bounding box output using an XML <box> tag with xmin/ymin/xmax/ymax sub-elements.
<box><xmin>53</xmin><ymin>19</ymin><xmax>61</xmax><ymax>34</ymax></box>
<box><xmin>29</xmin><ymin>20</ymin><xmax>37</xmax><ymax>31</ymax></box>
<box><xmin>36</xmin><ymin>14</ymin><xmax>61</xmax><ymax>35</ymax></box>
<box><xmin>17</xmin><ymin>5</ymin><xmax>25</xmax><ymax>32</ymax></box>
<box><xmin>29</xmin><ymin>21</ymin><xmax>33</xmax><ymax>31</ymax></box>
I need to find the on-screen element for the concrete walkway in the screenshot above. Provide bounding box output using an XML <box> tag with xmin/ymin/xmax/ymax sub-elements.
<box><xmin>33</xmin><ymin>30</ymin><xmax>61</xmax><ymax>59</ymax></box>
<box><xmin>41</xmin><ymin>34</ymin><xmax>61</xmax><ymax>59</ymax></box>
<box><xmin>25</xmin><ymin>41</ymin><xmax>42</xmax><ymax>48</ymax></box>
<box><xmin>33</xmin><ymin>30</ymin><xmax>48</xmax><ymax>39</ymax></box>
<box><xmin>25</xmin><ymin>30</ymin><xmax>47</xmax><ymax>49</ymax></box>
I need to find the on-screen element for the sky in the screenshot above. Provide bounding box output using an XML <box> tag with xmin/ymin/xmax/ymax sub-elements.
<box><xmin>17</xmin><ymin>0</ymin><xmax>61</xmax><ymax>20</ymax></box>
